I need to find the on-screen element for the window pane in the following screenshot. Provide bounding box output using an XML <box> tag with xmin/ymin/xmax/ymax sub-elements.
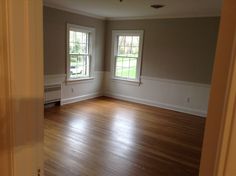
<box><xmin>70</xmin><ymin>55</ymin><xmax>77</xmax><ymax>67</ymax></box>
<box><xmin>115</xmin><ymin>57</ymin><xmax>137</xmax><ymax>79</ymax></box>
<box><xmin>125</xmin><ymin>36</ymin><xmax>132</xmax><ymax>47</ymax></box>
<box><xmin>130</xmin><ymin>59</ymin><xmax>137</xmax><ymax>67</ymax></box>
<box><xmin>131</xmin><ymin>47</ymin><xmax>139</xmax><ymax>57</ymax></box>
<box><xmin>115</xmin><ymin>67</ymin><xmax>122</xmax><ymax>77</ymax></box>
<box><xmin>79</xmin><ymin>44</ymin><xmax>88</xmax><ymax>54</ymax></box>
<box><xmin>69</xmin><ymin>30</ymin><xmax>89</xmax><ymax>54</ymax></box>
<box><xmin>82</xmin><ymin>33</ymin><xmax>88</xmax><ymax>43</ymax></box>
<box><xmin>124</xmin><ymin>47</ymin><xmax>131</xmax><ymax>56</ymax></box>
<box><xmin>129</xmin><ymin>67</ymin><xmax>136</xmax><ymax>79</ymax></box>
<box><xmin>69</xmin><ymin>55</ymin><xmax>90</xmax><ymax>79</ymax></box>
<box><xmin>75</xmin><ymin>32</ymin><xmax>82</xmax><ymax>43</ymax></box>
<box><xmin>118</xmin><ymin>46</ymin><xmax>125</xmax><ymax>56</ymax></box>
<box><xmin>121</xmin><ymin>67</ymin><xmax>130</xmax><ymax>78</ymax></box>
<box><xmin>116</xmin><ymin>60</ymin><xmax>122</xmax><ymax>67</ymax></box>
<box><xmin>70</xmin><ymin>31</ymin><xmax>75</xmax><ymax>43</ymax></box>
<box><xmin>118</xmin><ymin>36</ymin><xmax>125</xmax><ymax>47</ymax></box>
<box><xmin>122</xmin><ymin>58</ymin><xmax>129</xmax><ymax>68</ymax></box>
<box><xmin>117</xmin><ymin>35</ymin><xmax>140</xmax><ymax>57</ymax></box>
<box><xmin>69</xmin><ymin>42</ymin><xmax>76</xmax><ymax>53</ymax></box>
<box><xmin>132</xmin><ymin>36</ymin><xmax>140</xmax><ymax>47</ymax></box>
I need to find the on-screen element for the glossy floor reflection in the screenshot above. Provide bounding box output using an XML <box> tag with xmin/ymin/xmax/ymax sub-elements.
<box><xmin>44</xmin><ymin>97</ymin><xmax>205</xmax><ymax>176</ymax></box>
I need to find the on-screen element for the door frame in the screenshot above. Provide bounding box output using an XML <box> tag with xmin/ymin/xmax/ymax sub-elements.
<box><xmin>199</xmin><ymin>0</ymin><xmax>236</xmax><ymax>175</ymax></box>
<box><xmin>1</xmin><ymin>0</ymin><xmax>236</xmax><ymax>175</ymax></box>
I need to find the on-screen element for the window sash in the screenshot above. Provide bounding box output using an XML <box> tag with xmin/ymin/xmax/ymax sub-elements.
<box><xmin>69</xmin><ymin>31</ymin><xmax>90</xmax><ymax>55</ymax></box>
<box><xmin>69</xmin><ymin>54</ymin><xmax>91</xmax><ymax>79</ymax></box>
<box><xmin>116</xmin><ymin>35</ymin><xmax>140</xmax><ymax>58</ymax></box>
<box><xmin>114</xmin><ymin>56</ymin><xmax>138</xmax><ymax>80</ymax></box>
<box><xmin>67</xmin><ymin>23</ymin><xmax>95</xmax><ymax>81</ymax></box>
<box><xmin>111</xmin><ymin>30</ymin><xmax>143</xmax><ymax>82</ymax></box>
<box><xmin>68</xmin><ymin>29</ymin><xmax>90</xmax><ymax>79</ymax></box>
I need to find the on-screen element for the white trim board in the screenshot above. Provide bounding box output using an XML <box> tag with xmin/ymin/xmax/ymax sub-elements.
<box><xmin>61</xmin><ymin>92</ymin><xmax>103</xmax><ymax>105</ymax></box>
<box><xmin>44</xmin><ymin>74</ymin><xmax>66</xmax><ymax>86</ymax></box>
<box><xmin>105</xmin><ymin>92</ymin><xmax>207</xmax><ymax>117</ymax></box>
<box><xmin>141</xmin><ymin>76</ymin><xmax>211</xmax><ymax>88</ymax></box>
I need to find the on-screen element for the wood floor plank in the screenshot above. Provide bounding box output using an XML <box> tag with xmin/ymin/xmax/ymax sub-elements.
<box><xmin>44</xmin><ymin>97</ymin><xmax>205</xmax><ymax>176</ymax></box>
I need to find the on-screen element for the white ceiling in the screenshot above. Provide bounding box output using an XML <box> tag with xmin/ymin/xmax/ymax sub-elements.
<box><xmin>44</xmin><ymin>0</ymin><xmax>222</xmax><ymax>20</ymax></box>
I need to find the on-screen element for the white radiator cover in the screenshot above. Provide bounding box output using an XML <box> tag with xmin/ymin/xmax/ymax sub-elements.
<box><xmin>44</xmin><ymin>74</ymin><xmax>66</xmax><ymax>104</ymax></box>
<box><xmin>44</xmin><ymin>84</ymin><xmax>61</xmax><ymax>104</ymax></box>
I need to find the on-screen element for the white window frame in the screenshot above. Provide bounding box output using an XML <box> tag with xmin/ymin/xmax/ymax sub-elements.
<box><xmin>67</xmin><ymin>23</ymin><xmax>95</xmax><ymax>81</ymax></box>
<box><xmin>111</xmin><ymin>30</ymin><xmax>144</xmax><ymax>82</ymax></box>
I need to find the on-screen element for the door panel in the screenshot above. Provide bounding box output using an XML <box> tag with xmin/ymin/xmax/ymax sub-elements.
<box><xmin>0</xmin><ymin>0</ymin><xmax>44</xmax><ymax>176</ymax></box>
<box><xmin>0</xmin><ymin>1</ymin><xmax>13</xmax><ymax>175</ymax></box>
<box><xmin>199</xmin><ymin>0</ymin><xmax>236</xmax><ymax>175</ymax></box>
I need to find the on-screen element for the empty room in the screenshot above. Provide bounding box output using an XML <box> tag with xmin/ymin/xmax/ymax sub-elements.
<box><xmin>3</xmin><ymin>0</ymin><xmax>236</xmax><ymax>176</ymax></box>
<box><xmin>43</xmin><ymin>0</ymin><xmax>222</xmax><ymax>176</ymax></box>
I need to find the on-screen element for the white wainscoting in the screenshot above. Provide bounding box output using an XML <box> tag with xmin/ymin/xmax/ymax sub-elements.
<box><xmin>104</xmin><ymin>72</ymin><xmax>210</xmax><ymax>117</ymax></box>
<box><xmin>45</xmin><ymin>71</ymin><xmax>211</xmax><ymax>117</ymax></box>
<box><xmin>44</xmin><ymin>74</ymin><xmax>66</xmax><ymax>86</ymax></box>
<box><xmin>44</xmin><ymin>72</ymin><xmax>104</xmax><ymax>105</ymax></box>
<box><xmin>61</xmin><ymin>71</ymin><xmax>104</xmax><ymax>105</ymax></box>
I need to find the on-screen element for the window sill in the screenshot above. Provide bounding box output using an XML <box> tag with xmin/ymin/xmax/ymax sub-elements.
<box><xmin>112</xmin><ymin>77</ymin><xmax>141</xmax><ymax>86</ymax></box>
<box><xmin>66</xmin><ymin>77</ymin><xmax>95</xmax><ymax>84</ymax></box>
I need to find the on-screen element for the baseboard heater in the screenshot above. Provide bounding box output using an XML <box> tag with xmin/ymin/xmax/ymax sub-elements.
<box><xmin>44</xmin><ymin>84</ymin><xmax>61</xmax><ymax>105</ymax></box>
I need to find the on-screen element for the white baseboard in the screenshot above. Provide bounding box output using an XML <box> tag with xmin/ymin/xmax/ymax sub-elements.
<box><xmin>105</xmin><ymin>92</ymin><xmax>207</xmax><ymax>117</ymax></box>
<box><xmin>61</xmin><ymin>92</ymin><xmax>103</xmax><ymax>105</ymax></box>
<box><xmin>62</xmin><ymin>90</ymin><xmax>207</xmax><ymax>117</ymax></box>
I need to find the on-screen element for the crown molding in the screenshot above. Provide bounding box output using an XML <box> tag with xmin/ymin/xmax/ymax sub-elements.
<box><xmin>44</xmin><ymin>2</ymin><xmax>220</xmax><ymax>21</ymax></box>
<box><xmin>43</xmin><ymin>2</ymin><xmax>107</xmax><ymax>20</ymax></box>
<box><xmin>107</xmin><ymin>13</ymin><xmax>221</xmax><ymax>21</ymax></box>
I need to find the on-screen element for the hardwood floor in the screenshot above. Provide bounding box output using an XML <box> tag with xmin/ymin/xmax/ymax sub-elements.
<box><xmin>44</xmin><ymin>97</ymin><xmax>205</xmax><ymax>176</ymax></box>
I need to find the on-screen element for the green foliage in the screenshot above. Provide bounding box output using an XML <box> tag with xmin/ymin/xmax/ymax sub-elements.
<box><xmin>116</xmin><ymin>67</ymin><xmax>136</xmax><ymax>79</ymax></box>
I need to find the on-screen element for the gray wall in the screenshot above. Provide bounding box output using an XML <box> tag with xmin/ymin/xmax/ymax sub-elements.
<box><xmin>44</xmin><ymin>7</ymin><xmax>106</xmax><ymax>74</ymax></box>
<box><xmin>44</xmin><ymin>6</ymin><xmax>219</xmax><ymax>84</ymax></box>
<box><xmin>105</xmin><ymin>17</ymin><xmax>220</xmax><ymax>84</ymax></box>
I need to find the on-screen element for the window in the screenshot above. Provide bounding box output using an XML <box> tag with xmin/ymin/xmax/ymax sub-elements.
<box><xmin>67</xmin><ymin>24</ymin><xmax>95</xmax><ymax>81</ymax></box>
<box><xmin>111</xmin><ymin>30</ymin><xmax>144</xmax><ymax>82</ymax></box>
